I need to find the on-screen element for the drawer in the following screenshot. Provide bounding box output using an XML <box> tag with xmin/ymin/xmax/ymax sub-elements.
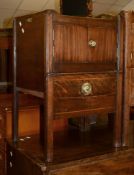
<box><xmin>54</xmin><ymin>73</ymin><xmax>116</xmax><ymax>97</ymax></box>
<box><xmin>53</xmin><ymin>73</ymin><xmax>116</xmax><ymax>117</ymax></box>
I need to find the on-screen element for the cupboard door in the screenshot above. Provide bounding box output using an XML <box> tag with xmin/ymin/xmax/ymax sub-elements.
<box><xmin>54</xmin><ymin>23</ymin><xmax>117</xmax><ymax>73</ymax></box>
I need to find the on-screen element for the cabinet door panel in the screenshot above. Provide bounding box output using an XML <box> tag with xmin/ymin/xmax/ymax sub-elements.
<box><xmin>16</xmin><ymin>14</ymin><xmax>44</xmax><ymax>92</ymax></box>
<box><xmin>54</xmin><ymin>24</ymin><xmax>117</xmax><ymax>73</ymax></box>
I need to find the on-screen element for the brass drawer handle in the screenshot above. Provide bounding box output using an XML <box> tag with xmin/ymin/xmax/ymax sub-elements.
<box><xmin>81</xmin><ymin>82</ymin><xmax>92</xmax><ymax>96</ymax></box>
<box><xmin>88</xmin><ymin>40</ymin><xmax>96</xmax><ymax>47</ymax></box>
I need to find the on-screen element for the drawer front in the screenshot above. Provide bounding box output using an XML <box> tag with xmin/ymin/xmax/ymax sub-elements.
<box><xmin>54</xmin><ymin>74</ymin><xmax>116</xmax><ymax>97</ymax></box>
<box><xmin>54</xmin><ymin>73</ymin><xmax>116</xmax><ymax>117</ymax></box>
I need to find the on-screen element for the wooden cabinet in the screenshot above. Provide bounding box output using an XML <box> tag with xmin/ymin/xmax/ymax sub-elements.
<box><xmin>12</xmin><ymin>10</ymin><xmax>122</xmax><ymax>163</ymax></box>
<box><xmin>16</xmin><ymin>12</ymin><xmax>118</xmax><ymax>89</ymax></box>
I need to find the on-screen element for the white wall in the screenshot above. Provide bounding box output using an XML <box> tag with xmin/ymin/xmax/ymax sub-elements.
<box><xmin>123</xmin><ymin>0</ymin><xmax>134</xmax><ymax>10</ymax></box>
<box><xmin>0</xmin><ymin>0</ymin><xmax>59</xmax><ymax>28</ymax></box>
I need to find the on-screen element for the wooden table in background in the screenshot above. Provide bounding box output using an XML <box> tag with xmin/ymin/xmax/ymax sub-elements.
<box><xmin>0</xmin><ymin>93</ymin><xmax>68</xmax><ymax>175</ymax></box>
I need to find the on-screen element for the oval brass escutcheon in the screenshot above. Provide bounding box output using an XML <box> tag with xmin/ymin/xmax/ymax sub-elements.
<box><xmin>81</xmin><ymin>82</ymin><xmax>92</xmax><ymax>96</ymax></box>
<box><xmin>88</xmin><ymin>40</ymin><xmax>96</xmax><ymax>47</ymax></box>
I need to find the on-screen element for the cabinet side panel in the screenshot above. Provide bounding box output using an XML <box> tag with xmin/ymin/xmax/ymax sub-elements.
<box><xmin>16</xmin><ymin>13</ymin><xmax>45</xmax><ymax>92</ymax></box>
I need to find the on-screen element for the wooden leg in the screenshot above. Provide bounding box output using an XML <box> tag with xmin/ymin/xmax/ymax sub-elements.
<box><xmin>122</xmin><ymin>69</ymin><xmax>131</xmax><ymax>147</ymax></box>
<box><xmin>12</xmin><ymin>89</ymin><xmax>19</xmax><ymax>142</ymax></box>
<box><xmin>114</xmin><ymin>74</ymin><xmax>122</xmax><ymax>147</ymax></box>
<box><xmin>40</xmin><ymin>104</ymin><xmax>44</xmax><ymax>145</ymax></box>
<box><xmin>122</xmin><ymin>106</ymin><xmax>130</xmax><ymax>147</ymax></box>
<box><xmin>44</xmin><ymin>77</ymin><xmax>54</xmax><ymax>162</ymax></box>
<box><xmin>12</xmin><ymin>18</ymin><xmax>19</xmax><ymax>142</ymax></box>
